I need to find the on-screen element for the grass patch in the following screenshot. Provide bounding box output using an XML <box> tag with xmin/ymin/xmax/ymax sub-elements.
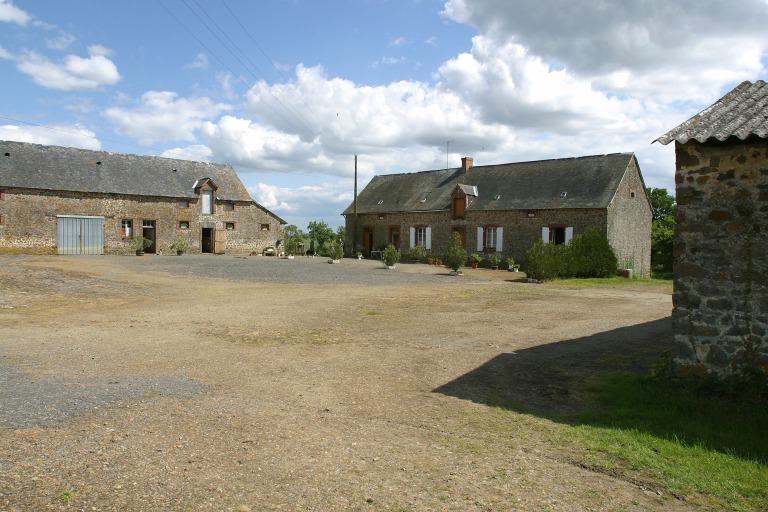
<box><xmin>563</xmin><ymin>374</ymin><xmax>768</xmax><ymax>511</ymax></box>
<box><xmin>544</xmin><ymin>276</ymin><xmax>672</xmax><ymax>293</ymax></box>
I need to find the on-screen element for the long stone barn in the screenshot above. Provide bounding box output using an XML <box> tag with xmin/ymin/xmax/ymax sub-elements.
<box><xmin>655</xmin><ymin>80</ymin><xmax>768</xmax><ymax>377</ymax></box>
<box><xmin>0</xmin><ymin>140</ymin><xmax>286</xmax><ymax>255</ymax></box>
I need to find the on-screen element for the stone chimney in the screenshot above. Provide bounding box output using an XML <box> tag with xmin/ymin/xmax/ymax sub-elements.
<box><xmin>461</xmin><ymin>156</ymin><xmax>474</xmax><ymax>173</ymax></box>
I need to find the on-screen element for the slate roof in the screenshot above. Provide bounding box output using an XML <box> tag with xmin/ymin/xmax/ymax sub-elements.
<box><xmin>0</xmin><ymin>140</ymin><xmax>253</xmax><ymax>202</ymax></box>
<box><xmin>655</xmin><ymin>80</ymin><xmax>768</xmax><ymax>145</ymax></box>
<box><xmin>343</xmin><ymin>153</ymin><xmax>637</xmax><ymax>215</ymax></box>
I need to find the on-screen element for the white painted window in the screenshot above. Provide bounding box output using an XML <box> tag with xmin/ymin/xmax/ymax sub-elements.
<box><xmin>202</xmin><ymin>190</ymin><xmax>213</xmax><ymax>214</ymax></box>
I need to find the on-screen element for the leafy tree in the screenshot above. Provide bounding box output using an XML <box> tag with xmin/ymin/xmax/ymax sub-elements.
<box><xmin>647</xmin><ymin>187</ymin><xmax>676</xmax><ymax>222</ymax></box>
<box><xmin>283</xmin><ymin>224</ymin><xmax>306</xmax><ymax>255</ymax></box>
<box><xmin>307</xmin><ymin>220</ymin><xmax>335</xmax><ymax>255</ymax></box>
<box><xmin>647</xmin><ymin>188</ymin><xmax>676</xmax><ymax>273</ymax></box>
<box><xmin>442</xmin><ymin>231</ymin><xmax>468</xmax><ymax>271</ymax></box>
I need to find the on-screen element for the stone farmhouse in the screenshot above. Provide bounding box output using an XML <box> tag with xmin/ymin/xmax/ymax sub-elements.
<box><xmin>342</xmin><ymin>153</ymin><xmax>652</xmax><ymax>276</ymax></box>
<box><xmin>0</xmin><ymin>140</ymin><xmax>285</xmax><ymax>255</ymax></box>
<box><xmin>655</xmin><ymin>79</ymin><xmax>768</xmax><ymax>377</ymax></box>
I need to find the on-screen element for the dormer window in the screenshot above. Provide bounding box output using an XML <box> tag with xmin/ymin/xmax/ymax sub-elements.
<box><xmin>202</xmin><ymin>190</ymin><xmax>213</xmax><ymax>214</ymax></box>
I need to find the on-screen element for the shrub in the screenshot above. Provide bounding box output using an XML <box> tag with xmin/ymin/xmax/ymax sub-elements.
<box><xmin>568</xmin><ymin>227</ymin><xmax>618</xmax><ymax>277</ymax></box>
<box><xmin>407</xmin><ymin>245</ymin><xmax>427</xmax><ymax>262</ymax></box>
<box><xmin>328</xmin><ymin>240</ymin><xmax>343</xmax><ymax>260</ymax></box>
<box><xmin>442</xmin><ymin>232</ymin><xmax>467</xmax><ymax>272</ymax></box>
<box><xmin>382</xmin><ymin>244</ymin><xmax>401</xmax><ymax>266</ymax></box>
<box><xmin>485</xmin><ymin>252</ymin><xmax>502</xmax><ymax>268</ymax></box>
<box><xmin>522</xmin><ymin>228</ymin><xmax>618</xmax><ymax>281</ymax></box>
<box><xmin>468</xmin><ymin>253</ymin><xmax>483</xmax><ymax>265</ymax></box>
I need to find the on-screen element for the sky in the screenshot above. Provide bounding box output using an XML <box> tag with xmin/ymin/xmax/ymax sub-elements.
<box><xmin>2</xmin><ymin>0</ymin><xmax>768</xmax><ymax>230</ymax></box>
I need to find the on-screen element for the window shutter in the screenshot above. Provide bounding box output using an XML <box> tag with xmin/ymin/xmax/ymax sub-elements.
<box><xmin>425</xmin><ymin>227</ymin><xmax>432</xmax><ymax>250</ymax></box>
<box><xmin>542</xmin><ymin>226</ymin><xmax>550</xmax><ymax>243</ymax></box>
<box><xmin>497</xmin><ymin>227</ymin><xmax>504</xmax><ymax>252</ymax></box>
<box><xmin>410</xmin><ymin>227</ymin><xmax>415</xmax><ymax>247</ymax></box>
<box><xmin>565</xmin><ymin>227</ymin><xmax>574</xmax><ymax>244</ymax></box>
<box><xmin>477</xmin><ymin>227</ymin><xmax>484</xmax><ymax>251</ymax></box>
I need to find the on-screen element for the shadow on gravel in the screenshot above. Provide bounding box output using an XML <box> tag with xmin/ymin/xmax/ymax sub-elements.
<box><xmin>0</xmin><ymin>360</ymin><xmax>208</xmax><ymax>429</ymax></box>
<box><xmin>432</xmin><ymin>317</ymin><xmax>672</xmax><ymax>417</ymax></box>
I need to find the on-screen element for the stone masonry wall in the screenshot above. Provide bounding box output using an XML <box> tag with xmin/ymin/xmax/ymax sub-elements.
<box><xmin>0</xmin><ymin>187</ymin><xmax>282</xmax><ymax>255</ymax></box>
<box><xmin>672</xmin><ymin>138</ymin><xmax>768</xmax><ymax>376</ymax></box>
<box><xmin>346</xmin><ymin>208</ymin><xmax>610</xmax><ymax>263</ymax></box>
<box><xmin>606</xmin><ymin>158</ymin><xmax>653</xmax><ymax>277</ymax></box>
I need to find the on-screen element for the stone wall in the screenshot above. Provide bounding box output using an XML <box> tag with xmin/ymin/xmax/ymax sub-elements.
<box><xmin>606</xmin><ymin>157</ymin><xmax>653</xmax><ymax>277</ymax></box>
<box><xmin>672</xmin><ymin>137</ymin><xmax>768</xmax><ymax>376</ymax></box>
<box><xmin>0</xmin><ymin>187</ymin><xmax>283</xmax><ymax>255</ymax></box>
<box><xmin>346</xmin><ymin>208</ymin><xmax>613</xmax><ymax>263</ymax></box>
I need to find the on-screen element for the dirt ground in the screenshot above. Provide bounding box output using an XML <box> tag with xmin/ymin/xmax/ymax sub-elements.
<box><xmin>0</xmin><ymin>255</ymin><xmax>689</xmax><ymax>511</ymax></box>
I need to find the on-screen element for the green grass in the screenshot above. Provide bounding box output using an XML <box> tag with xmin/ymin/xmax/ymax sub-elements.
<box><xmin>563</xmin><ymin>375</ymin><xmax>768</xmax><ymax>511</ymax></box>
<box><xmin>544</xmin><ymin>276</ymin><xmax>673</xmax><ymax>293</ymax></box>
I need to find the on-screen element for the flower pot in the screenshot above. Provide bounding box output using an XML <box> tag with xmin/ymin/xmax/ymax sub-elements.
<box><xmin>471</xmin><ymin>263</ymin><xmax>478</xmax><ymax>269</ymax></box>
<box><xmin>135</xmin><ymin>250</ymin><xmax>144</xmax><ymax>256</ymax></box>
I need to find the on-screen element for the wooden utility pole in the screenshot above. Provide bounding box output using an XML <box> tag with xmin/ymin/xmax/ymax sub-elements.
<box><xmin>353</xmin><ymin>154</ymin><xmax>358</xmax><ymax>255</ymax></box>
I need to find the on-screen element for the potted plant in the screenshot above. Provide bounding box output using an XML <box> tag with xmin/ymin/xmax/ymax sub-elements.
<box><xmin>328</xmin><ymin>240</ymin><xmax>343</xmax><ymax>263</ymax></box>
<box><xmin>382</xmin><ymin>244</ymin><xmax>401</xmax><ymax>269</ymax></box>
<box><xmin>356</xmin><ymin>251</ymin><xmax>363</xmax><ymax>260</ymax></box>
<box><xmin>443</xmin><ymin>232</ymin><xmax>467</xmax><ymax>275</ymax></box>
<box><xmin>169</xmin><ymin>238</ymin><xmax>190</xmax><ymax>256</ymax></box>
<box><xmin>468</xmin><ymin>253</ymin><xmax>483</xmax><ymax>269</ymax></box>
<box><xmin>506</xmin><ymin>257</ymin><xmax>517</xmax><ymax>271</ymax></box>
<box><xmin>130</xmin><ymin>235</ymin><xmax>152</xmax><ymax>255</ymax></box>
<box><xmin>486</xmin><ymin>252</ymin><xmax>502</xmax><ymax>270</ymax></box>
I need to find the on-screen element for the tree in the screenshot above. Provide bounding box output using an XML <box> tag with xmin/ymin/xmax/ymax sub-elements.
<box><xmin>283</xmin><ymin>224</ymin><xmax>306</xmax><ymax>255</ymax></box>
<box><xmin>442</xmin><ymin>231</ymin><xmax>468</xmax><ymax>272</ymax></box>
<box><xmin>646</xmin><ymin>188</ymin><xmax>676</xmax><ymax>273</ymax></box>
<box><xmin>647</xmin><ymin>187</ymin><xmax>676</xmax><ymax>222</ymax></box>
<box><xmin>307</xmin><ymin>220</ymin><xmax>335</xmax><ymax>255</ymax></box>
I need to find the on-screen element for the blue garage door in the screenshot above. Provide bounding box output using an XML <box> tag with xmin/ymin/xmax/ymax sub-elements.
<box><xmin>57</xmin><ymin>215</ymin><xmax>104</xmax><ymax>255</ymax></box>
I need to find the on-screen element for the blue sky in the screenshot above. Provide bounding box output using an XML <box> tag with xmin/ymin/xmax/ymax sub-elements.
<box><xmin>2</xmin><ymin>0</ymin><xmax>768</xmax><ymax>230</ymax></box>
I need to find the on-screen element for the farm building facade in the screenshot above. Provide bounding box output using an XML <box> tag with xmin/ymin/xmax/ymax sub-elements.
<box><xmin>343</xmin><ymin>153</ymin><xmax>652</xmax><ymax>276</ymax></box>
<box><xmin>0</xmin><ymin>140</ymin><xmax>285</xmax><ymax>255</ymax></box>
<box><xmin>655</xmin><ymin>79</ymin><xmax>768</xmax><ymax>377</ymax></box>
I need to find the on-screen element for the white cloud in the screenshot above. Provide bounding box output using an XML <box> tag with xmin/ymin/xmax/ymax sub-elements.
<box><xmin>248</xmin><ymin>180</ymin><xmax>353</xmax><ymax>229</ymax></box>
<box><xmin>0</xmin><ymin>45</ymin><xmax>13</xmax><ymax>60</ymax></box>
<box><xmin>102</xmin><ymin>91</ymin><xmax>231</xmax><ymax>145</ymax></box>
<box><xmin>0</xmin><ymin>0</ymin><xmax>30</xmax><ymax>26</ymax></box>
<box><xmin>46</xmin><ymin>32</ymin><xmax>76</xmax><ymax>51</ymax></box>
<box><xmin>389</xmin><ymin>36</ymin><xmax>408</xmax><ymax>47</ymax></box>
<box><xmin>442</xmin><ymin>0</ymin><xmax>768</xmax><ymax>102</ymax></box>
<box><xmin>16</xmin><ymin>45</ymin><xmax>121</xmax><ymax>91</ymax></box>
<box><xmin>185</xmin><ymin>53</ymin><xmax>209</xmax><ymax>71</ymax></box>
<box><xmin>0</xmin><ymin>123</ymin><xmax>101</xmax><ymax>149</ymax></box>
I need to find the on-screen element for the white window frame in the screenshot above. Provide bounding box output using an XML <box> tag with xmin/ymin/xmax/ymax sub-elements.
<box><xmin>202</xmin><ymin>190</ymin><xmax>213</xmax><ymax>214</ymax></box>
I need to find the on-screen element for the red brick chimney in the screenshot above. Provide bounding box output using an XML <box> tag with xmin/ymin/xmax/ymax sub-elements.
<box><xmin>461</xmin><ymin>156</ymin><xmax>474</xmax><ymax>173</ymax></box>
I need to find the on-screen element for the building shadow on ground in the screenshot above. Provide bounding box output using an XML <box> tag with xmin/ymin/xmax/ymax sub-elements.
<box><xmin>433</xmin><ymin>317</ymin><xmax>671</xmax><ymax>417</ymax></box>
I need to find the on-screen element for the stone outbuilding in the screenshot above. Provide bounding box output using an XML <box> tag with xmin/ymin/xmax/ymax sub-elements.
<box><xmin>342</xmin><ymin>153</ymin><xmax>652</xmax><ymax>276</ymax></box>
<box><xmin>655</xmin><ymin>79</ymin><xmax>768</xmax><ymax>377</ymax></box>
<box><xmin>0</xmin><ymin>140</ymin><xmax>285</xmax><ymax>255</ymax></box>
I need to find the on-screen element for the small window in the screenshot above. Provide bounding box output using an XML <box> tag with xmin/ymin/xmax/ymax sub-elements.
<box><xmin>261</xmin><ymin>224</ymin><xmax>270</xmax><ymax>231</ymax></box>
<box><xmin>485</xmin><ymin>226</ymin><xmax>498</xmax><ymax>251</ymax></box>
<box><xmin>0</xmin><ymin>190</ymin><xmax>5</xmax><ymax>200</ymax></box>
<box><xmin>225</xmin><ymin>222</ymin><xmax>235</xmax><ymax>230</ymax></box>
<box><xmin>630</xmin><ymin>189</ymin><xmax>636</xmax><ymax>199</ymax></box>
<box><xmin>223</xmin><ymin>202</ymin><xmax>235</xmax><ymax>211</ymax></box>
<box><xmin>121</xmin><ymin>219</ymin><xmax>133</xmax><ymax>239</ymax></box>
<box><xmin>179</xmin><ymin>221</ymin><xmax>189</xmax><ymax>229</ymax></box>
<box><xmin>416</xmin><ymin>226</ymin><xmax>428</xmax><ymax>247</ymax></box>
<box><xmin>179</xmin><ymin>200</ymin><xmax>190</xmax><ymax>208</ymax></box>
<box><xmin>202</xmin><ymin>190</ymin><xmax>213</xmax><ymax>214</ymax></box>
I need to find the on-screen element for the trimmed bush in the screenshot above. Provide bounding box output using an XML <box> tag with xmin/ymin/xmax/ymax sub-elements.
<box><xmin>442</xmin><ymin>232</ymin><xmax>467</xmax><ymax>272</ymax></box>
<box><xmin>382</xmin><ymin>244</ymin><xmax>401</xmax><ymax>266</ymax></box>
<box><xmin>522</xmin><ymin>228</ymin><xmax>618</xmax><ymax>281</ymax></box>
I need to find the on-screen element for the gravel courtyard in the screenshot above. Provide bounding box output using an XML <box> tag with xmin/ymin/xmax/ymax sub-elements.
<box><xmin>0</xmin><ymin>254</ymin><xmax>685</xmax><ymax>511</ymax></box>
